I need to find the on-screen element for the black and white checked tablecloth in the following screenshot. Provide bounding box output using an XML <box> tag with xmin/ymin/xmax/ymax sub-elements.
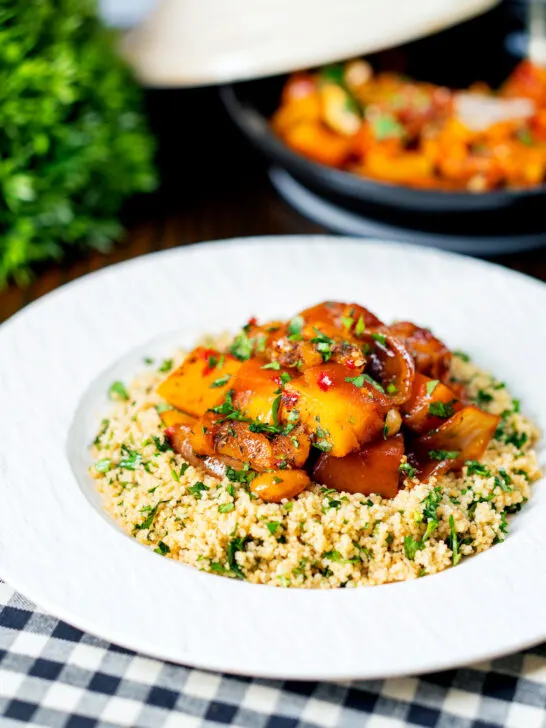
<box><xmin>1</xmin><ymin>580</ymin><xmax>546</xmax><ymax>728</ymax></box>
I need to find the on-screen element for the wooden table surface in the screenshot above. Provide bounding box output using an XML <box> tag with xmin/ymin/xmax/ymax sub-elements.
<box><xmin>1</xmin><ymin>74</ymin><xmax>546</xmax><ymax>324</ymax></box>
<box><xmin>1</xmin><ymin>165</ymin><xmax>546</xmax><ymax>325</ymax></box>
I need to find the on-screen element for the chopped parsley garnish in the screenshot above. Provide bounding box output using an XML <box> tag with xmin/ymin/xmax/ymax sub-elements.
<box><xmin>505</xmin><ymin>431</ymin><xmax>528</xmax><ymax>449</ymax></box>
<box><xmin>155</xmin><ymin>402</ymin><xmax>172</xmax><ymax>414</ymax></box>
<box><xmin>448</xmin><ymin>515</ymin><xmax>460</xmax><ymax>565</ymax></box>
<box><xmin>279</xmin><ymin>372</ymin><xmax>292</xmax><ymax>386</ymax></box>
<box><xmin>313</xmin><ymin>439</ymin><xmax>332</xmax><ymax>453</ymax></box>
<box><xmin>465</xmin><ymin>460</ymin><xmax>491</xmax><ymax>477</ymax></box>
<box><xmin>371</xmin><ymin>332</ymin><xmax>387</xmax><ymax>346</ymax></box>
<box><xmin>271</xmin><ymin>394</ymin><xmax>282</xmax><ymax>426</ymax></box>
<box><xmin>152</xmin><ymin>435</ymin><xmax>173</xmax><ymax>453</ymax></box>
<box><xmin>226</xmin><ymin>464</ymin><xmax>256</xmax><ymax>484</ymax></box>
<box><xmin>109</xmin><ymin>381</ymin><xmax>129</xmax><ymax>401</ymax></box>
<box><xmin>428</xmin><ymin>400</ymin><xmax>456</xmax><ymax>418</ymax></box>
<box><xmin>425</xmin><ymin>380</ymin><xmax>439</xmax><ymax>396</ymax></box>
<box><xmin>227</xmin><ymin>536</ymin><xmax>250</xmax><ymax>578</ymax></box>
<box><xmin>370</xmin><ymin>113</ymin><xmax>405</xmax><ymax>140</ymax></box>
<box><xmin>261</xmin><ymin>361</ymin><xmax>281</xmax><ymax>370</ymax></box>
<box><xmin>154</xmin><ymin>541</ymin><xmax>170</xmax><ymax>555</ymax></box>
<box><xmin>95</xmin><ymin>458</ymin><xmax>111</xmax><ymax>473</ymax></box>
<box><xmin>179</xmin><ymin>463</ymin><xmax>190</xmax><ymax>477</ymax></box>
<box><xmin>133</xmin><ymin>500</ymin><xmax>168</xmax><ymax>532</ymax></box>
<box><xmin>188</xmin><ymin>481</ymin><xmax>209</xmax><ymax>499</ymax></box>
<box><xmin>229</xmin><ymin>331</ymin><xmax>253</xmax><ymax>361</ymax></box>
<box><xmin>422</xmin><ymin>487</ymin><xmax>442</xmax><ymax>522</ymax></box>
<box><xmin>310</xmin><ymin>329</ymin><xmax>335</xmax><ymax>362</ymax></box>
<box><xmin>210</xmin><ymin>374</ymin><xmax>231</xmax><ymax>388</ymax></box>
<box><xmin>476</xmin><ymin>389</ymin><xmax>493</xmax><ymax>405</ymax></box>
<box><xmin>453</xmin><ymin>350</ymin><xmax>470</xmax><ymax>363</ymax></box>
<box><xmin>143</xmin><ymin>357</ymin><xmax>154</xmax><ymax>365</ymax></box>
<box><xmin>287</xmin><ymin>315</ymin><xmax>304</xmax><ymax>340</ymax></box>
<box><xmin>209</xmin><ymin>389</ymin><xmax>248</xmax><ymax>421</ymax></box>
<box><xmin>93</xmin><ymin>418</ymin><xmax>110</xmax><ymax>445</ymax></box>
<box><xmin>345</xmin><ymin>373</ymin><xmax>385</xmax><ymax>393</ymax></box>
<box><xmin>355</xmin><ymin>315</ymin><xmax>366</xmax><ymax>336</ymax></box>
<box><xmin>428</xmin><ymin>449</ymin><xmax>459</xmax><ymax>461</ymax></box>
<box><xmin>386</xmin><ymin>383</ymin><xmax>398</xmax><ymax>394</ymax></box>
<box><xmin>399</xmin><ymin>462</ymin><xmax>417</xmax><ymax>479</ymax></box>
<box><xmin>322</xmin><ymin>550</ymin><xmax>343</xmax><ymax>562</ymax></box>
<box><xmin>158</xmin><ymin>358</ymin><xmax>173</xmax><ymax>373</ymax></box>
<box><xmin>404</xmin><ymin>535</ymin><xmax>424</xmax><ymax>560</ymax></box>
<box><xmin>119</xmin><ymin>445</ymin><xmax>142</xmax><ymax>470</ymax></box>
<box><xmin>494</xmin><ymin>469</ymin><xmax>513</xmax><ymax>493</ymax></box>
<box><xmin>266</xmin><ymin>521</ymin><xmax>281</xmax><ymax>535</ymax></box>
<box><xmin>341</xmin><ymin>315</ymin><xmax>353</xmax><ymax>330</ymax></box>
<box><xmin>499</xmin><ymin>512</ymin><xmax>509</xmax><ymax>534</ymax></box>
<box><xmin>218</xmin><ymin>503</ymin><xmax>235</xmax><ymax>514</ymax></box>
<box><xmin>512</xmin><ymin>399</ymin><xmax>520</xmax><ymax>413</ymax></box>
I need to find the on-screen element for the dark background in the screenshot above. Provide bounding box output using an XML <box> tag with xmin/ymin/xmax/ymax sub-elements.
<box><xmin>1</xmin><ymin>0</ymin><xmax>544</xmax><ymax>323</ymax></box>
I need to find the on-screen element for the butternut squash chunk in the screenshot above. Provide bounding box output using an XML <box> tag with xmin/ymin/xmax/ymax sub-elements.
<box><xmin>156</xmin><ymin>347</ymin><xmax>242</xmax><ymax>417</ymax></box>
<box><xmin>401</xmin><ymin>373</ymin><xmax>463</xmax><ymax>434</ymax></box>
<box><xmin>160</xmin><ymin>409</ymin><xmax>196</xmax><ymax>429</ymax></box>
<box><xmin>230</xmin><ymin>357</ymin><xmax>289</xmax><ymax>424</ymax></box>
<box><xmin>250</xmin><ymin>470</ymin><xmax>310</xmax><ymax>502</ymax></box>
<box><xmin>313</xmin><ymin>433</ymin><xmax>404</xmax><ymax>499</ymax></box>
<box><xmin>283</xmin><ymin>363</ymin><xmax>390</xmax><ymax>457</ymax></box>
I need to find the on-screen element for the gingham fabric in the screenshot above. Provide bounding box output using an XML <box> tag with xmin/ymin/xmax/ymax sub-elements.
<box><xmin>1</xmin><ymin>580</ymin><xmax>546</xmax><ymax>728</ymax></box>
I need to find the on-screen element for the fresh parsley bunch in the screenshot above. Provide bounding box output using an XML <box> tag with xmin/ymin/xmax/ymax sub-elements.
<box><xmin>0</xmin><ymin>0</ymin><xmax>157</xmax><ymax>286</ymax></box>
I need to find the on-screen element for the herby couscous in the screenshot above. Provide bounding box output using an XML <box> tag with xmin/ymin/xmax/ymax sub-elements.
<box><xmin>90</xmin><ymin>301</ymin><xmax>542</xmax><ymax>588</ymax></box>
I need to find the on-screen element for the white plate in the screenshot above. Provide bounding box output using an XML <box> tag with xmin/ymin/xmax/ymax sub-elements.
<box><xmin>1</xmin><ymin>236</ymin><xmax>545</xmax><ymax>681</ymax></box>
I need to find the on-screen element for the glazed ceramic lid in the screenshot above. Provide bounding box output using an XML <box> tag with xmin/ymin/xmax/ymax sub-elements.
<box><xmin>121</xmin><ymin>0</ymin><xmax>499</xmax><ymax>87</ymax></box>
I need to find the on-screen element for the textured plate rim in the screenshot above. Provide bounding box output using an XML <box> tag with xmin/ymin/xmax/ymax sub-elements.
<box><xmin>1</xmin><ymin>235</ymin><xmax>545</xmax><ymax>681</ymax></box>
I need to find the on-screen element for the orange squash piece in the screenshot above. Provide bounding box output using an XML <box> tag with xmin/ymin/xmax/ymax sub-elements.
<box><xmin>250</xmin><ymin>470</ymin><xmax>310</xmax><ymax>503</ymax></box>
<box><xmin>284</xmin><ymin>362</ymin><xmax>390</xmax><ymax>457</ymax></box>
<box><xmin>313</xmin><ymin>433</ymin><xmax>404</xmax><ymax>499</ymax></box>
<box><xmin>401</xmin><ymin>373</ymin><xmax>463</xmax><ymax>434</ymax></box>
<box><xmin>160</xmin><ymin>409</ymin><xmax>196</xmax><ymax>429</ymax></box>
<box><xmin>230</xmin><ymin>357</ymin><xmax>289</xmax><ymax>424</ymax></box>
<box><xmin>156</xmin><ymin>347</ymin><xmax>242</xmax><ymax>417</ymax></box>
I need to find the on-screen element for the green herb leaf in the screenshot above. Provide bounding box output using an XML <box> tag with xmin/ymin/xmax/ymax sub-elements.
<box><xmin>371</xmin><ymin>332</ymin><xmax>387</xmax><ymax>346</ymax></box>
<box><xmin>227</xmin><ymin>536</ymin><xmax>250</xmax><ymax>579</ymax></box>
<box><xmin>152</xmin><ymin>435</ymin><xmax>173</xmax><ymax>453</ymax></box>
<box><xmin>133</xmin><ymin>500</ymin><xmax>168</xmax><ymax>533</ymax></box>
<box><xmin>428</xmin><ymin>449</ymin><xmax>459</xmax><ymax>461</ymax></box>
<box><xmin>210</xmin><ymin>374</ymin><xmax>231</xmax><ymax>388</ymax></box>
<box><xmin>94</xmin><ymin>458</ymin><xmax>111</xmax><ymax>473</ymax></box>
<box><xmin>266</xmin><ymin>521</ymin><xmax>281</xmax><ymax>535</ymax></box>
<box><xmin>109</xmin><ymin>381</ymin><xmax>129</xmax><ymax>401</ymax></box>
<box><xmin>188</xmin><ymin>481</ymin><xmax>209</xmax><ymax>499</ymax></box>
<box><xmin>119</xmin><ymin>445</ymin><xmax>142</xmax><ymax>470</ymax></box>
<box><xmin>226</xmin><ymin>464</ymin><xmax>256</xmax><ymax>484</ymax></box>
<box><xmin>453</xmin><ymin>350</ymin><xmax>470</xmax><ymax>362</ymax></box>
<box><xmin>158</xmin><ymin>358</ymin><xmax>173</xmax><ymax>373</ymax></box>
<box><xmin>355</xmin><ymin>315</ymin><xmax>366</xmax><ymax>336</ymax></box>
<box><xmin>229</xmin><ymin>331</ymin><xmax>253</xmax><ymax>361</ymax></box>
<box><xmin>399</xmin><ymin>462</ymin><xmax>417</xmax><ymax>479</ymax></box>
<box><xmin>428</xmin><ymin>400</ymin><xmax>456</xmax><ymax>418</ymax></box>
<box><xmin>261</xmin><ymin>361</ymin><xmax>281</xmax><ymax>370</ymax></box>
<box><xmin>271</xmin><ymin>394</ymin><xmax>282</xmax><ymax>427</ymax></box>
<box><xmin>448</xmin><ymin>514</ymin><xmax>460</xmax><ymax>565</ymax></box>
<box><xmin>341</xmin><ymin>315</ymin><xmax>353</xmax><ymax>330</ymax></box>
<box><xmin>154</xmin><ymin>541</ymin><xmax>170</xmax><ymax>555</ymax></box>
<box><xmin>287</xmin><ymin>315</ymin><xmax>304</xmax><ymax>340</ymax></box>
<box><xmin>404</xmin><ymin>535</ymin><xmax>424</xmax><ymax>560</ymax></box>
<box><xmin>155</xmin><ymin>403</ymin><xmax>173</xmax><ymax>414</ymax></box>
<box><xmin>218</xmin><ymin>503</ymin><xmax>235</xmax><ymax>514</ymax></box>
<box><xmin>386</xmin><ymin>383</ymin><xmax>398</xmax><ymax>394</ymax></box>
<box><xmin>370</xmin><ymin>113</ymin><xmax>405</xmax><ymax>141</ymax></box>
<box><xmin>426</xmin><ymin>380</ymin><xmax>439</xmax><ymax>396</ymax></box>
<box><xmin>465</xmin><ymin>460</ymin><xmax>491</xmax><ymax>477</ymax></box>
<box><xmin>179</xmin><ymin>463</ymin><xmax>190</xmax><ymax>477</ymax></box>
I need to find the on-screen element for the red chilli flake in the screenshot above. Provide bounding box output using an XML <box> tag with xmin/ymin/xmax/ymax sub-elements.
<box><xmin>164</xmin><ymin>426</ymin><xmax>175</xmax><ymax>438</ymax></box>
<box><xmin>200</xmin><ymin>348</ymin><xmax>220</xmax><ymax>377</ymax></box>
<box><xmin>273</xmin><ymin>375</ymin><xmax>282</xmax><ymax>386</ymax></box>
<box><xmin>247</xmin><ymin>317</ymin><xmax>258</xmax><ymax>326</ymax></box>
<box><xmin>283</xmin><ymin>391</ymin><xmax>300</xmax><ymax>408</ymax></box>
<box><xmin>317</xmin><ymin>372</ymin><xmax>333</xmax><ymax>391</ymax></box>
<box><xmin>345</xmin><ymin>359</ymin><xmax>357</xmax><ymax>370</ymax></box>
